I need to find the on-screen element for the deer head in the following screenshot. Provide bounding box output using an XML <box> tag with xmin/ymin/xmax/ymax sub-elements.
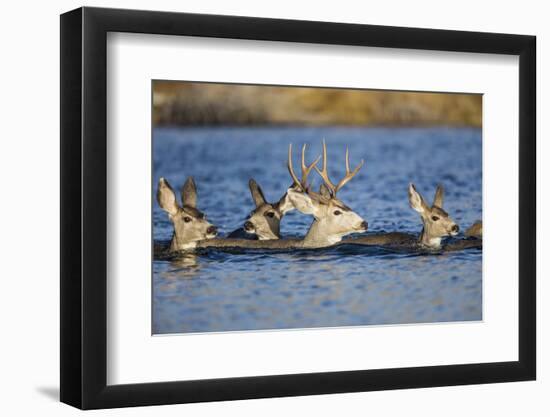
<box><xmin>157</xmin><ymin>177</ymin><xmax>218</xmax><ymax>250</ymax></box>
<box><xmin>408</xmin><ymin>183</ymin><xmax>459</xmax><ymax>249</ymax></box>
<box><xmin>287</xmin><ymin>141</ymin><xmax>368</xmax><ymax>247</ymax></box>
<box><xmin>243</xmin><ymin>179</ymin><xmax>295</xmax><ymax>240</ymax></box>
<box><xmin>465</xmin><ymin>220</ymin><xmax>482</xmax><ymax>239</ymax></box>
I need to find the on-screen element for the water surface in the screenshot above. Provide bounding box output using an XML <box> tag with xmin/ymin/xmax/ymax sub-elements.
<box><xmin>153</xmin><ymin>126</ymin><xmax>482</xmax><ymax>334</ymax></box>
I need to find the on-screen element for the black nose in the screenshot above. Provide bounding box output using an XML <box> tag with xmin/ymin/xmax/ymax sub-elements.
<box><xmin>452</xmin><ymin>225</ymin><xmax>459</xmax><ymax>233</ymax></box>
<box><xmin>207</xmin><ymin>225</ymin><xmax>217</xmax><ymax>235</ymax></box>
<box><xmin>361</xmin><ymin>221</ymin><xmax>368</xmax><ymax>230</ymax></box>
<box><xmin>244</xmin><ymin>221</ymin><xmax>254</xmax><ymax>231</ymax></box>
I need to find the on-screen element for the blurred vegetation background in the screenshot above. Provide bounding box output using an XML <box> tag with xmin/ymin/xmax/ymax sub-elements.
<box><xmin>153</xmin><ymin>81</ymin><xmax>482</xmax><ymax>127</ymax></box>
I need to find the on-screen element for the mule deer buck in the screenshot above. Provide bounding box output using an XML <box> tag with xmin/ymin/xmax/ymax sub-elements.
<box><xmin>197</xmin><ymin>142</ymin><xmax>368</xmax><ymax>250</ymax></box>
<box><xmin>285</xmin><ymin>141</ymin><xmax>368</xmax><ymax>246</ymax></box>
<box><xmin>341</xmin><ymin>183</ymin><xmax>481</xmax><ymax>251</ymax></box>
<box><xmin>157</xmin><ymin>177</ymin><xmax>218</xmax><ymax>251</ymax></box>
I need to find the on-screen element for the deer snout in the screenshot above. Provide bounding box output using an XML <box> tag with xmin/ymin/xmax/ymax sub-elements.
<box><xmin>360</xmin><ymin>220</ymin><xmax>368</xmax><ymax>231</ymax></box>
<box><xmin>244</xmin><ymin>221</ymin><xmax>254</xmax><ymax>232</ymax></box>
<box><xmin>207</xmin><ymin>225</ymin><xmax>218</xmax><ymax>236</ymax></box>
<box><xmin>451</xmin><ymin>224</ymin><xmax>459</xmax><ymax>235</ymax></box>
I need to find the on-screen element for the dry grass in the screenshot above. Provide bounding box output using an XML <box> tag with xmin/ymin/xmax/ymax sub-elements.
<box><xmin>153</xmin><ymin>81</ymin><xmax>481</xmax><ymax>127</ymax></box>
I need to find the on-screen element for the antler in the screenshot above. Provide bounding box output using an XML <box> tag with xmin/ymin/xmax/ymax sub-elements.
<box><xmin>337</xmin><ymin>146</ymin><xmax>364</xmax><ymax>192</ymax></box>
<box><xmin>314</xmin><ymin>140</ymin><xmax>337</xmax><ymax>194</ymax></box>
<box><xmin>287</xmin><ymin>143</ymin><xmax>320</xmax><ymax>191</ymax></box>
<box><xmin>314</xmin><ymin>140</ymin><xmax>364</xmax><ymax>196</ymax></box>
<box><xmin>301</xmin><ymin>144</ymin><xmax>320</xmax><ymax>187</ymax></box>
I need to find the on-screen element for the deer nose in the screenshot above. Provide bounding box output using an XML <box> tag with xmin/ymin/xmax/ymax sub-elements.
<box><xmin>244</xmin><ymin>221</ymin><xmax>254</xmax><ymax>231</ymax></box>
<box><xmin>452</xmin><ymin>225</ymin><xmax>459</xmax><ymax>233</ymax></box>
<box><xmin>207</xmin><ymin>225</ymin><xmax>217</xmax><ymax>235</ymax></box>
<box><xmin>361</xmin><ymin>221</ymin><xmax>368</xmax><ymax>231</ymax></box>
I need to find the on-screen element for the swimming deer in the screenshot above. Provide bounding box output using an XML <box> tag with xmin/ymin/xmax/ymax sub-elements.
<box><xmin>407</xmin><ymin>183</ymin><xmax>461</xmax><ymax>248</ymax></box>
<box><xmin>241</xmin><ymin>179</ymin><xmax>296</xmax><ymax>240</ymax></box>
<box><xmin>157</xmin><ymin>177</ymin><xmax>218</xmax><ymax>251</ymax></box>
<box><xmin>196</xmin><ymin>142</ymin><xmax>368</xmax><ymax>250</ymax></box>
<box><xmin>227</xmin><ymin>148</ymin><xmax>316</xmax><ymax>240</ymax></box>
<box><xmin>465</xmin><ymin>220</ymin><xmax>482</xmax><ymax>239</ymax></box>
<box><xmin>341</xmin><ymin>183</ymin><xmax>481</xmax><ymax>251</ymax></box>
<box><xmin>408</xmin><ymin>184</ymin><xmax>482</xmax><ymax>251</ymax></box>
<box><xmin>285</xmin><ymin>141</ymin><xmax>368</xmax><ymax>246</ymax></box>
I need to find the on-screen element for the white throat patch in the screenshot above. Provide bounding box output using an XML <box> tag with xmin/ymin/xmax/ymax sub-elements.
<box><xmin>423</xmin><ymin>237</ymin><xmax>442</xmax><ymax>249</ymax></box>
<box><xmin>177</xmin><ymin>241</ymin><xmax>198</xmax><ymax>250</ymax></box>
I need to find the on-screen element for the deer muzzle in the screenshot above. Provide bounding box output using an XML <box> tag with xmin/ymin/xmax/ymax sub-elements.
<box><xmin>207</xmin><ymin>225</ymin><xmax>218</xmax><ymax>237</ymax></box>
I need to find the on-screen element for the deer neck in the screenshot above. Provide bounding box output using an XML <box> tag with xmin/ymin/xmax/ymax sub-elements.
<box><xmin>271</xmin><ymin>222</ymin><xmax>282</xmax><ymax>240</ymax></box>
<box><xmin>170</xmin><ymin>233</ymin><xmax>197</xmax><ymax>251</ymax></box>
<box><xmin>258</xmin><ymin>228</ymin><xmax>281</xmax><ymax>240</ymax></box>
<box><xmin>302</xmin><ymin>219</ymin><xmax>341</xmax><ymax>248</ymax></box>
<box><xmin>418</xmin><ymin>227</ymin><xmax>442</xmax><ymax>249</ymax></box>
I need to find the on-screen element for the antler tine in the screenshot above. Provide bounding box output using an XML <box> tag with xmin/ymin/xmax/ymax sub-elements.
<box><xmin>287</xmin><ymin>144</ymin><xmax>304</xmax><ymax>190</ymax></box>
<box><xmin>301</xmin><ymin>144</ymin><xmax>321</xmax><ymax>189</ymax></box>
<box><xmin>335</xmin><ymin>146</ymin><xmax>364</xmax><ymax>193</ymax></box>
<box><xmin>314</xmin><ymin>139</ymin><xmax>337</xmax><ymax>194</ymax></box>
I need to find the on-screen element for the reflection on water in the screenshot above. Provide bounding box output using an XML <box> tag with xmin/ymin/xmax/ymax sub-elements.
<box><xmin>153</xmin><ymin>126</ymin><xmax>482</xmax><ymax>334</ymax></box>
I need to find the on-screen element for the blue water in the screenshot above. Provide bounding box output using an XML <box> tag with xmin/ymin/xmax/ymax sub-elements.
<box><xmin>153</xmin><ymin>126</ymin><xmax>482</xmax><ymax>334</ymax></box>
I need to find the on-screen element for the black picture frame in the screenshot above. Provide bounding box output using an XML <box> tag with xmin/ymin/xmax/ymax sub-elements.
<box><xmin>60</xmin><ymin>6</ymin><xmax>536</xmax><ymax>410</ymax></box>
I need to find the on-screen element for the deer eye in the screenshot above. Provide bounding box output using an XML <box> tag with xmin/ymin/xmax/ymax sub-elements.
<box><xmin>183</xmin><ymin>216</ymin><xmax>192</xmax><ymax>223</ymax></box>
<box><xmin>431</xmin><ymin>216</ymin><xmax>440</xmax><ymax>221</ymax></box>
<box><xmin>266</xmin><ymin>211</ymin><xmax>275</xmax><ymax>218</ymax></box>
<box><xmin>334</xmin><ymin>210</ymin><xmax>342</xmax><ymax>216</ymax></box>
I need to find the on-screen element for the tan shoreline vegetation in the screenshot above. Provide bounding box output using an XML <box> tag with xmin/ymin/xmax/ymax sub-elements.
<box><xmin>153</xmin><ymin>82</ymin><xmax>482</xmax><ymax>127</ymax></box>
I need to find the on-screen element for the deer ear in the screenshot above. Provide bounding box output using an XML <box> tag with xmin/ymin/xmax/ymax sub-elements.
<box><xmin>181</xmin><ymin>177</ymin><xmax>197</xmax><ymax>208</ymax></box>
<box><xmin>319</xmin><ymin>183</ymin><xmax>332</xmax><ymax>199</ymax></box>
<box><xmin>433</xmin><ymin>184</ymin><xmax>444</xmax><ymax>208</ymax></box>
<box><xmin>287</xmin><ymin>189</ymin><xmax>320</xmax><ymax>217</ymax></box>
<box><xmin>157</xmin><ymin>178</ymin><xmax>179</xmax><ymax>216</ymax></box>
<box><xmin>249</xmin><ymin>179</ymin><xmax>267</xmax><ymax>208</ymax></box>
<box><xmin>408</xmin><ymin>183</ymin><xmax>429</xmax><ymax>214</ymax></box>
<box><xmin>277</xmin><ymin>192</ymin><xmax>295</xmax><ymax>215</ymax></box>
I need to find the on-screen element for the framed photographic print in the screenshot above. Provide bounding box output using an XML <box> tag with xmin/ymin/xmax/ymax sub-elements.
<box><xmin>60</xmin><ymin>6</ymin><xmax>536</xmax><ymax>409</ymax></box>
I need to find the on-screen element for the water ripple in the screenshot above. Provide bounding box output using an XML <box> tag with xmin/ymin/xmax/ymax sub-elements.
<box><xmin>153</xmin><ymin>126</ymin><xmax>482</xmax><ymax>334</ymax></box>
